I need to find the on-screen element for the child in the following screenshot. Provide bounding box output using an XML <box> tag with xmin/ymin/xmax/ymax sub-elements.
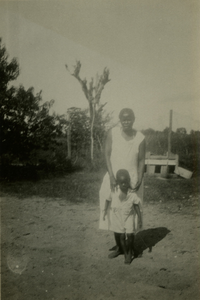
<box><xmin>103</xmin><ymin>169</ymin><xmax>142</xmax><ymax>264</ymax></box>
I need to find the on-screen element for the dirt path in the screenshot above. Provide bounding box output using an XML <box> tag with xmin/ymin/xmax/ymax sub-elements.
<box><xmin>1</xmin><ymin>195</ymin><xmax>200</xmax><ymax>300</ymax></box>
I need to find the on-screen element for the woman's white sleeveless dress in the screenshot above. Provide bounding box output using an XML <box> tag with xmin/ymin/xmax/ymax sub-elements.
<box><xmin>99</xmin><ymin>126</ymin><xmax>145</xmax><ymax>231</ymax></box>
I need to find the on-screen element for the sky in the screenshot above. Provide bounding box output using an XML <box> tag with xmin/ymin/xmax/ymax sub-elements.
<box><xmin>0</xmin><ymin>0</ymin><xmax>200</xmax><ymax>132</ymax></box>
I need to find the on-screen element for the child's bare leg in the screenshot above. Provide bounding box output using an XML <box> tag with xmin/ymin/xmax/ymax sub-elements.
<box><xmin>108</xmin><ymin>233</ymin><xmax>123</xmax><ymax>258</ymax></box>
<box><xmin>131</xmin><ymin>233</ymin><xmax>139</xmax><ymax>257</ymax></box>
<box><xmin>126</xmin><ymin>233</ymin><xmax>134</xmax><ymax>263</ymax></box>
<box><xmin>115</xmin><ymin>232</ymin><xmax>124</xmax><ymax>252</ymax></box>
<box><xmin>119</xmin><ymin>233</ymin><xmax>129</xmax><ymax>263</ymax></box>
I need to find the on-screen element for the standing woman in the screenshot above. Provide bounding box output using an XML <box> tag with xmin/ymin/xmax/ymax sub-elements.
<box><xmin>99</xmin><ymin>108</ymin><xmax>146</xmax><ymax>256</ymax></box>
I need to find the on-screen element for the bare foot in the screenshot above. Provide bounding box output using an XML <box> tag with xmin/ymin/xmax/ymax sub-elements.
<box><xmin>109</xmin><ymin>245</ymin><xmax>118</xmax><ymax>251</ymax></box>
<box><xmin>108</xmin><ymin>250</ymin><xmax>123</xmax><ymax>259</ymax></box>
<box><xmin>124</xmin><ymin>257</ymin><xmax>131</xmax><ymax>265</ymax></box>
<box><xmin>124</xmin><ymin>252</ymin><xmax>132</xmax><ymax>264</ymax></box>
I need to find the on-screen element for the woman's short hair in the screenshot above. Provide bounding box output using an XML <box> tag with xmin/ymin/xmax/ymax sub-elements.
<box><xmin>119</xmin><ymin>108</ymin><xmax>135</xmax><ymax>121</ymax></box>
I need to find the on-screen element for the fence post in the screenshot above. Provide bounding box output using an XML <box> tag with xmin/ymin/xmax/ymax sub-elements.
<box><xmin>168</xmin><ymin>109</ymin><xmax>173</xmax><ymax>159</ymax></box>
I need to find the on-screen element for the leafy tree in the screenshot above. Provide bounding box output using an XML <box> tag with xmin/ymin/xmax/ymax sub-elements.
<box><xmin>172</xmin><ymin>127</ymin><xmax>189</xmax><ymax>155</ymax></box>
<box><xmin>64</xmin><ymin>107</ymin><xmax>112</xmax><ymax>167</ymax></box>
<box><xmin>1</xmin><ymin>84</ymin><xmax>64</xmax><ymax>162</ymax></box>
<box><xmin>65</xmin><ymin>61</ymin><xmax>110</xmax><ymax>163</ymax></box>
<box><xmin>0</xmin><ymin>38</ymin><xmax>19</xmax><ymax>93</ymax></box>
<box><xmin>176</xmin><ymin>127</ymin><xmax>187</xmax><ymax>135</ymax></box>
<box><xmin>93</xmin><ymin>106</ymin><xmax>113</xmax><ymax>152</ymax></box>
<box><xmin>67</xmin><ymin>107</ymin><xmax>90</xmax><ymax>163</ymax></box>
<box><xmin>0</xmin><ymin>39</ymin><xmax>64</xmax><ymax>164</ymax></box>
<box><xmin>0</xmin><ymin>38</ymin><xmax>19</xmax><ymax>162</ymax></box>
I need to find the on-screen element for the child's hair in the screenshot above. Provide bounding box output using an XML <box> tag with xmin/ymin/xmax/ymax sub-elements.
<box><xmin>116</xmin><ymin>169</ymin><xmax>130</xmax><ymax>182</ymax></box>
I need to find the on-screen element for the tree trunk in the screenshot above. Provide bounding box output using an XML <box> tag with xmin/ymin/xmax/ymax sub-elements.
<box><xmin>96</xmin><ymin>135</ymin><xmax>103</xmax><ymax>152</ymax></box>
<box><xmin>90</xmin><ymin>104</ymin><xmax>95</xmax><ymax>163</ymax></box>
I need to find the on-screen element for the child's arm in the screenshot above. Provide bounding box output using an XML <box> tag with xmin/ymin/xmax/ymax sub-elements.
<box><xmin>134</xmin><ymin>204</ymin><xmax>142</xmax><ymax>229</ymax></box>
<box><xmin>103</xmin><ymin>199</ymin><xmax>110</xmax><ymax>220</ymax></box>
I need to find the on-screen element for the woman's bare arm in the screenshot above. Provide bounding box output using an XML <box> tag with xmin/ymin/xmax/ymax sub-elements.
<box><xmin>105</xmin><ymin>129</ymin><xmax>116</xmax><ymax>190</ymax></box>
<box><xmin>138</xmin><ymin>138</ymin><xmax>146</xmax><ymax>184</ymax></box>
<box><xmin>102</xmin><ymin>199</ymin><xmax>110</xmax><ymax>220</ymax></box>
<box><xmin>134</xmin><ymin>204</ymin><xmax>142</xmax><ymax>228</ymax></box>
<box><xmin>132</xmin><ymin>138</ymin><xmax>146</xmax><ymax>191</ymax></box>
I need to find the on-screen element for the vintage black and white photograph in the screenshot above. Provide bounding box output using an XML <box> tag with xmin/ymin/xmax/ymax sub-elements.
<box><xmin>0</xmin><ymin>1</ymin><xmax>200</xmax><ymax>299</ymax></box>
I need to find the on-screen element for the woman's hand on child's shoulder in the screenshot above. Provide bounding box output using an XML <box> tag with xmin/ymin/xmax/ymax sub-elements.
<box><xmin>131</xmin><ymin>180</ymin><xmax>142</xmax><ymax>192</ymax></box>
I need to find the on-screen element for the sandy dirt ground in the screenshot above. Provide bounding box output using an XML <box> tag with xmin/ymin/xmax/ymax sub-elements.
<box><xmin>1</xmin><ymin>193</ymin><xmax>200</xmax><ymax>300</ymax></box>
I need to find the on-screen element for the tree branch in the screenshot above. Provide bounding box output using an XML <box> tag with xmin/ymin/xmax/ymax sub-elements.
<box><xmin>65</xmin><ymin>61</ymin><xmax>89</xmax><ymax>100</ymax></box>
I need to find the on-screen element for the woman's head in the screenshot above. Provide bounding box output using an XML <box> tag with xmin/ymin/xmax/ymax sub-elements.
<box><xmin>119</xmin><ymin>108</ymin><xmax>135</xmax><ymax>132</ymax></box>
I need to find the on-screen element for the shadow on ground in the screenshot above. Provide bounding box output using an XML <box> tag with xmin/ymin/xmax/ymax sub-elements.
<box><xmin>109</xmin><ymin>227</ymin><xmax>170</xmax><ymax>259</ymax></box>
<box><xmin>134</xmin><ymin>227</ymin><xmax>170</xmax><ymax>257</ymax></box>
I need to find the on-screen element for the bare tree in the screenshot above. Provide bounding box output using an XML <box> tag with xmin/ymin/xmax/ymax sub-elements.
<box><xmin>65</xmin><ymin>61</ymin><xmax>110</xmax><ymax>163</ymax></box>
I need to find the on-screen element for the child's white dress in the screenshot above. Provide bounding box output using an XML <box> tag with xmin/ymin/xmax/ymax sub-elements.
<box><xmin>110</xmin><ymin>189</ymin><xmax>142</xmax><ymax>234</ymax></box>
<box><xmin>99</xmin><ymin>187</ymin><xmax>142</xmax><ymax>233</ymax></box>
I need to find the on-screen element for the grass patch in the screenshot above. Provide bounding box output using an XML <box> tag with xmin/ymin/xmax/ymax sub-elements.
<box><xmin>0</xmin><ymin>170</ymin><xmax>105</xmax><ymax>203</ymax></box>
<box><xmin>0</xmin><ymin>172</ymin><xmax>199</xmax><ymax>205</ymax></box>
<box><xmin>144</xmin><ymin>175</ymin><xmax>200</xmax><ymax>205</ymax></box>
